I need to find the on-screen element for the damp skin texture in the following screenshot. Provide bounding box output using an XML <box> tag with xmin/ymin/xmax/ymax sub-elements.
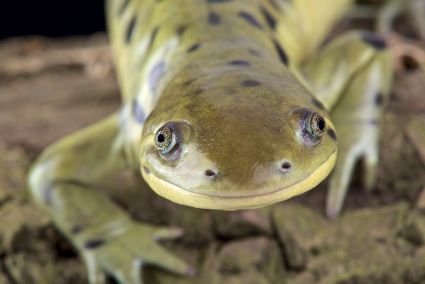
<box><xmin>28</xmin><ymin>0</ymin><xmax>393</xmax><ymax>282</ymax></box>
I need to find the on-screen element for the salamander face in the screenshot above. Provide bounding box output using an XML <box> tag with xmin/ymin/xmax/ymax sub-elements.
<box><xmin>140</xmin><ymin>70</ymin><xmax>337</xmax><ymax>210</ymax></box>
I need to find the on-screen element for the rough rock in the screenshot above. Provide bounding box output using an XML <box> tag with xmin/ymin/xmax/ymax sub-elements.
<box><xmin>406</xmin><ymin>115</ymin><xmax>425</xmax><ymax>165</ymax></box>
<box><xmin>273</xmin><ymin>203</ymin><xmax>425</xmax><ymax>284</ymax></box>
<box><xmin>214</xmin><ymin>208</ymin><xmax>272</xmax><ymax>240</ymax></box>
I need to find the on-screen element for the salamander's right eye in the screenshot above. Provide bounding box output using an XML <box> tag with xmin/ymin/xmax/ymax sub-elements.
<box><xmin>302</xmin><ymin>112</ymin><xmax>326</xmax><ymax>147</ymax></box>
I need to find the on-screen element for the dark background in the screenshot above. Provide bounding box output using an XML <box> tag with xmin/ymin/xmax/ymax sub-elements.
<box><xmin>0</xmin><ymin>0</ymin><xmax>386</xmax><ymax>40</ymax></box>
<box><xmin>0</xmin><ymin>0</ymin><xmax>106</xmax><ymax>40</ymax></box>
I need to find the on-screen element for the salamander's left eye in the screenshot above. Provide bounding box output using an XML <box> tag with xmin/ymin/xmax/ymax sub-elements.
<box><xmin>301</xmin><ymin>112</ymin><xmax>326</xmax><ymax>147</ymax></box>
<box><xmin>306</xmin><ymin>112</ymin><xmax>326</xmax><ymax>137</ymax></box>
<box><xmin>154</xmin><ymin>123</ymin><xmax>181</xmax><ymax>159</ymax></box>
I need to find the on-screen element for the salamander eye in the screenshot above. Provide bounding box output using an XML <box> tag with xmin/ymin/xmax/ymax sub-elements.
<box><xmin>154</xmin><ymin>123</ymin><xmax>181</xmax><ymax>159</ymax></box>
<box><xmin>302</xmin><ymin>112</ymin><xmax>326</xmax><ymax>147</ymax></box>
<box><xmin>306</xmin><ymin>112</ymin><xmax>326</xmax><ymax>137</ymax></box>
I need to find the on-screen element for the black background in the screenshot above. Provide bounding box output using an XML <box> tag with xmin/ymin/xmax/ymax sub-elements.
<box><xmin>0</xmin><ymin>0</ymin><xmax>106</xmax><ymax>40</ymax></box>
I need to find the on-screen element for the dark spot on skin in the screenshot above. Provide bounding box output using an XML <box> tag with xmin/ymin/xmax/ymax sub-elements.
<box><xmin>187</xmin><ymin>43</ymin><xmax>201</xmax><ymax>53</ymax></box>
<box><xmin>267</xmin><ymin>0</ymin><xmax>281</xmax><ymax>10</ymax></box>
<box><xmin>369</xmin><ymin>119</ymin><xmax>379</xmax><ymax>125</ymax></box>
<box><xmin>118</xmin><ymin>0</ymin><xmax>130</xmax><ymax>16</ymax></box>
<box><xmin>208</xmin><ymin>12</ymin><xmax>221</xmax><ymax>25</ymax></box>
<box><xmin>238</xmin><ymin>11</ymin><xmax>263</xmax><ymax>29</ymax></box>
<box><xmin>149</xmin><ymin>62</ymin><xmax>166</xmax><ymax>92</ymax></box>
<box><xmin>132</xmin><ymin>99</ymin><xmax>145</xmax><ymax>124</ymax></box>
<box><xmin>71</xmin><ymin>226</ymin><xmax>83</xmax><ymax>235</ymax></box>
<box><xmin>273</xmin><ymin>40</ymin><xmax>289</xmax><ymax>66</ymax></box>
<box><xmin>327</xmin><ymin>129</ymin><xmax>337</xmax><ymax>141</ymax></box>
<box><xmin>229</xmin><ymin>60</ymin><xmax>250</xmax><ymax>66</ymax></box>
<box><xmin>205</xmin><ymin>169</ymin><xmax>217</xmax><ymax>177</ymax></box>
<box><xmin>125</xmin><ymin>15</ymin><xmax>137</xmax><ymax>43</ymax></box>
<box><xmin>242</xmin><ymin>80</ymin><xmax>261</xmax><ymax>87</ymax></box>
<box><xmin>143</xmin><ymin>167</ymin><xmax>151</xmax><ymax>174</ymax></box>
<box><xmin>183</xmin><ymin>78</ymin><xmax>196</xmax><ymax>86</ymax></box>
<box><xmin>148</xmin><ymin>27</ymin><xmax>160</xmax><ymax>50</ymax></box>
<box><xmin>374</xmin><ymin>92</ymin><xmax>383</xmax><ymax>105</ymax></box>
<box><xmin>84</xmin><ymin>239</ymin><xmax>106</xmax><ymax>250</ymax></box>
<box><xmin>44</xmin><ymin>185</ymin><xmax>53</xmax><ymax>206</ymax></box>
<box><xmin>248</xmin><ymin>48</ymin><xmax>261</xmax><ymax>56</ymax></box>
<box><xmin>362</xmin><ymin>32</ymin><xmax>387</xmax><ymax>50</ymax></box>
<box><xmin>260</xmin><ymin>6</ymin><xmax>276</xmax><ymax>30</ymax></box>
<box><xmin>176</xmin><ymin>25</ymin><xmax>187</xmax><ymax>36</ymax></box>
<box><xmin>311</xmin><ymin>98</ymin><xmax>326</xmax><ymax>111</ymax></box>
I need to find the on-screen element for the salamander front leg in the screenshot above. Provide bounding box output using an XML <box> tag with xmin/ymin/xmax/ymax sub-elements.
<box><xmin>28</xmin><ymin>115</ymin><xmax>192</xmax><ymax>284</ymax></box>
<box><xmin>302</xmin><ymin>31</ymin><xmax>393</xmax><ymax>218</ymax></box>
<box><xmin>325</xmin><ymin>36</ymin><xmax>393</xmax><ymax>218</ymax></box>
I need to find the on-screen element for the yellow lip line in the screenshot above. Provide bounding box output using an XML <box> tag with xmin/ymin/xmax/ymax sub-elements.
<box><xmin>142</xmin><ymin>151</ymin><xmax>337</xmax><ymax>210</ymax></box>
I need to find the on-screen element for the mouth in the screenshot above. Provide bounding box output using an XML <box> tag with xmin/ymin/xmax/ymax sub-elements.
<box><xmin>141</xmin><ymin>151</ymin><xmax>337</xmax><ymax>210</ymax></box>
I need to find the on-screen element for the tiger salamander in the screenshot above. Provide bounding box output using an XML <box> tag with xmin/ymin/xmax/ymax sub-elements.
<box><xmin>29</xmin><ymin>0</ymin><xmax>396</xmax><ymax>283</ymax></box>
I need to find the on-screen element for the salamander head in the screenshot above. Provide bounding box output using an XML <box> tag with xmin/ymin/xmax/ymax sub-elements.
<box><xmin>140</xmin><ymin>71</ymin><xmax>337</xmax><ymax>210</ymax></box>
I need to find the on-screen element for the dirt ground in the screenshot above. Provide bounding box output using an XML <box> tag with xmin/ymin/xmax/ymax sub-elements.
<box><xmin>1</xmin><ymin>15</ymin><xmax>425</xmax><ymax>284</ymax></box>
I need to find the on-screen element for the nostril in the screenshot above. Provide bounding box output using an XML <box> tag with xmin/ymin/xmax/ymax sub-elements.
<box><xmin>205</xmin><ymin>169</ymin><xmax>217</xmax><ymax>177</ymax></box>
<box><xmin>280</xmin><ymin>161</ymin><xmax>292</xmax><ymax>173</ymax></box>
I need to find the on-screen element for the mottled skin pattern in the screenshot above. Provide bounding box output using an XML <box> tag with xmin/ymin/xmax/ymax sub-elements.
<box><xmin>28</xmin><ymin>0</ymin><xmax>393</xmax><ymax>283</ymax></box>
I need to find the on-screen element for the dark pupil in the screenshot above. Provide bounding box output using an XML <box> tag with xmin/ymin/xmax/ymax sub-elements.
<box><xmin>157</xmin><ymin>133</ymin><xmax>165</xmax><ymax>143</ymax></box>
<box><xmin>317</xmin><ymin>118</ymin><xmax>325</xmax><ymax>131</ymax></box>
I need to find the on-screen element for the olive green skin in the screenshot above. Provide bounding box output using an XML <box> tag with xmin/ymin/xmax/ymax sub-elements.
<box><xmin>28</xmin><ymin>0</ymin><xmax>395</xmax><ymax>283</ymax></box>
<box><xmin>141</xmin><ymin>58</ymin><xmax>336</xmax><ymax>198</ymax></box>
